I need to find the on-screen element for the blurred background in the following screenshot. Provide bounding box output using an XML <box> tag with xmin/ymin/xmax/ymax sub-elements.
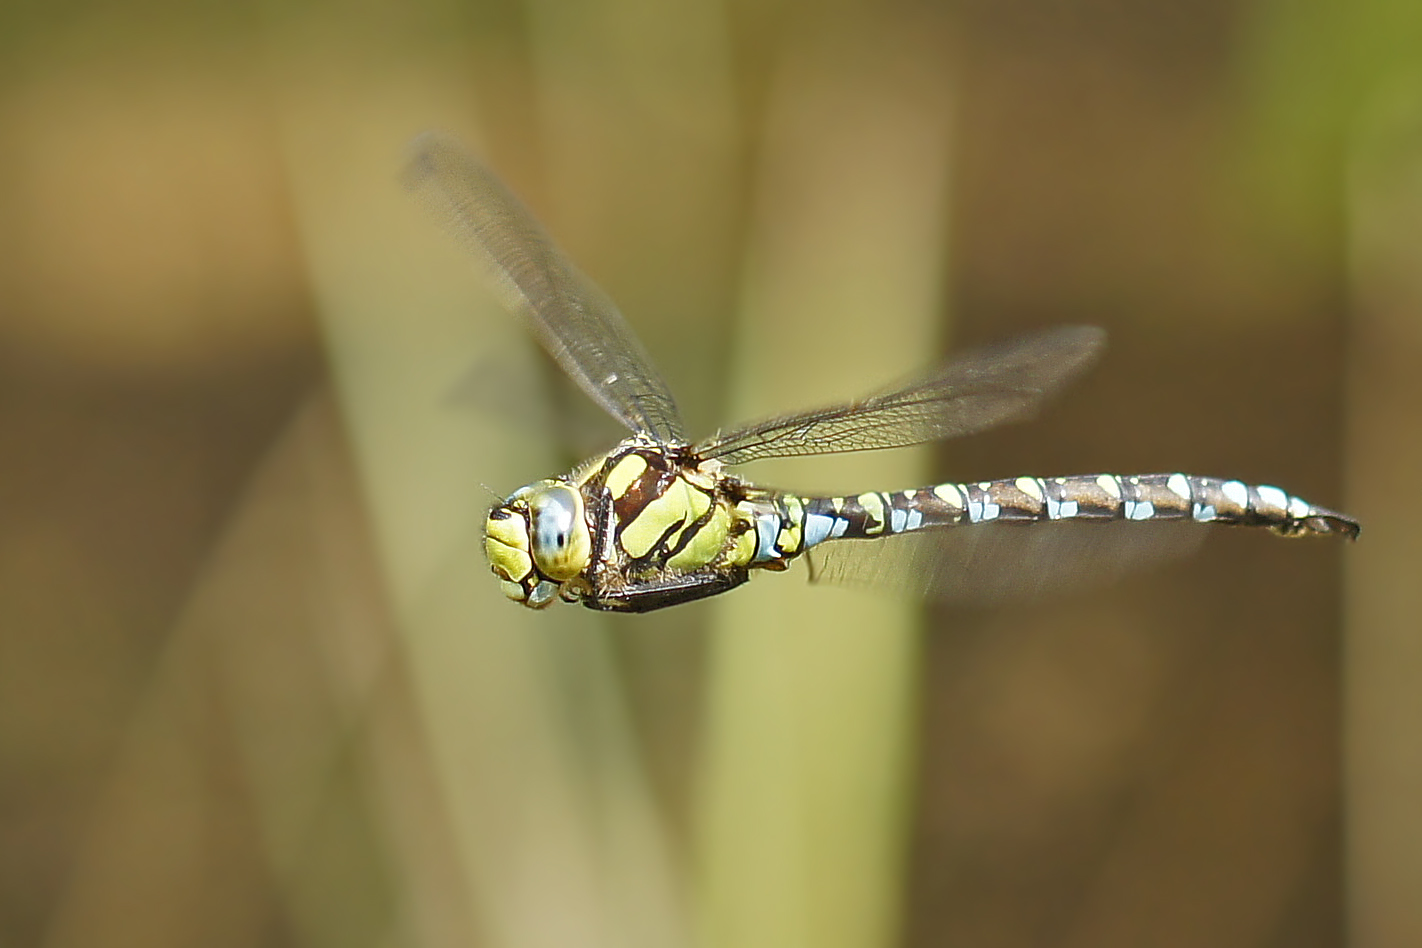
<box><xmin>1</xmin><ymin>1</ymin><xmax>1418</xmax><ymax>947</ymax></box>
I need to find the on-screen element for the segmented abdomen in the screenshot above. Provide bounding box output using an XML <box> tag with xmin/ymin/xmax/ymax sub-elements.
<box><xmin>746</xmin><ymin>473</ymin><xmax>1358</xmax><ymax>565</ymax></box>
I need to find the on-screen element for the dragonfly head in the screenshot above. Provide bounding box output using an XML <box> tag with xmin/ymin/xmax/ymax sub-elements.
<box><xmin>484</xmin><ymin>480</ymin><xmax>592</xmax><ymax>608</ymax></box>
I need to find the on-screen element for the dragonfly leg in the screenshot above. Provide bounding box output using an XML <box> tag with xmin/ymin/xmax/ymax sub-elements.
<box><xmin>583</xmin><ymin>569</ymin><xmax>749</xmax><ymax>613</ymax></box>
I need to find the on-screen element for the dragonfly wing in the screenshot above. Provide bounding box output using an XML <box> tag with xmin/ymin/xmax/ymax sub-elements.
<box><xmin>405</xmin><ymin>133</ymin><xmax>686</xmax><ymax>445</ymax></box>
<box><xmin>805</xmin><ymin>519</ymin><xmax>1207</xmax><ymax>603</ymax></box>
<box><xmin>694</xmin><ymin>326</ymin><xmax>1106</xmax><ymax>465</ymax></box>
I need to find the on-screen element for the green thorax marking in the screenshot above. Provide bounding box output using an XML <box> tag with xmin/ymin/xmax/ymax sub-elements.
<box><xmin>589</xmin><ymin>442</ymin><xmax>748</xmax><ymax>575</ymax></box>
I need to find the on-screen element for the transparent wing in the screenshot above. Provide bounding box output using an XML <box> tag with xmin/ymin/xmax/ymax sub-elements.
<box><xmin>404</xmin><ymin>133</ymin><xmax>685</xmax><ymax>444</ymax></box>
<box><xmin>806</xmin><ymin>520</ymin><xmax>1207</xmax><ymax>603</ymax></box>
<box><xmin>694</xmin><ymin>326</ymin><xmax>1106</xmax><ymax>465</ymax></box>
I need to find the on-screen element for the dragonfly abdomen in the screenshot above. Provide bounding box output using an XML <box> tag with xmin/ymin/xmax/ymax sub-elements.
<box><xmin>747</xmin><ymin>472</ymin><xmax>1358</xmax><ymax>565</ymax></box>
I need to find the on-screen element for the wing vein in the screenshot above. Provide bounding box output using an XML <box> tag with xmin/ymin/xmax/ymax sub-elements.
<box><xmin>404</xmin><ymin>133</ymin><xmax>685</xmax><ymax>444</ymax></box>
<box><xmin>695</xmin><ymin>326</ymin><xmax>1106</xmax><ymax>464</ymax></box>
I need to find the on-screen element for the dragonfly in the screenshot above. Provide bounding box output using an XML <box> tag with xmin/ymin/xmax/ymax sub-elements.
<box><xmin>404</xmin><ymin>133</ymin><xmax>1360</xmax><ymax>613</ymax></box>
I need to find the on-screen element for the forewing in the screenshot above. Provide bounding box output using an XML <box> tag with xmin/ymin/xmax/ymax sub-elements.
<box><xmin>405</xmin><ymin>133</ymin><xmax>685</xmax><ymax>444</ymax></box>
<box><xmin>695</xmin><ymin>326</ymin><xmax>1106</xmax><ymax>465</ymax></box>
<box><xmin>806</xmin><ymin>519</ymin><xmax>1207</xmax><ymax>603</ymax></box>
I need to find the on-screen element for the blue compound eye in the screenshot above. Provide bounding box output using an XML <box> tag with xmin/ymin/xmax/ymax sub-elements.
<box><xmin>528</xmin><ymin>484</ymin><xmax>590</xmax><ymax>581</ymax></box>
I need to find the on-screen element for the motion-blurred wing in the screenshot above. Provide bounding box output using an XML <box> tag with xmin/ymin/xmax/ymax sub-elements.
<box><xmin>806</xmin><ymin>519</ymin><xmax>1206</xmax><ymax>603</ymax></box>
<box><xmin>405</xmin><ymin>133</ymin><xmax>685</xmax><ymax>445</ymax></box>
<box><xmin>694</xmin><ymin>326</ymin><xmax>1105</xmax><ymax>465</ymax></box>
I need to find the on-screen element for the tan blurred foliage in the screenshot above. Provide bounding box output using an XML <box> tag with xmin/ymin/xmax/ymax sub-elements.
<box><xmin>1</xmin><ymin>3</ymin><xmax>1417</xmax><ymax>948</ymax></box>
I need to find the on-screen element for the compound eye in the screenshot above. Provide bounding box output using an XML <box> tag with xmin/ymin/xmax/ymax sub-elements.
<box><xmin>528</xmin><ymin>484</ymin><xmax>590</xmax><ymax>581</ymax></box>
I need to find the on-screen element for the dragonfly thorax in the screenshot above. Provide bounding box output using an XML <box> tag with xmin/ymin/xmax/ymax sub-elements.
<box><xmin>485</xmin><ymin>479</ymin><xmax>593</xmax><ymax>608</ymax></box>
